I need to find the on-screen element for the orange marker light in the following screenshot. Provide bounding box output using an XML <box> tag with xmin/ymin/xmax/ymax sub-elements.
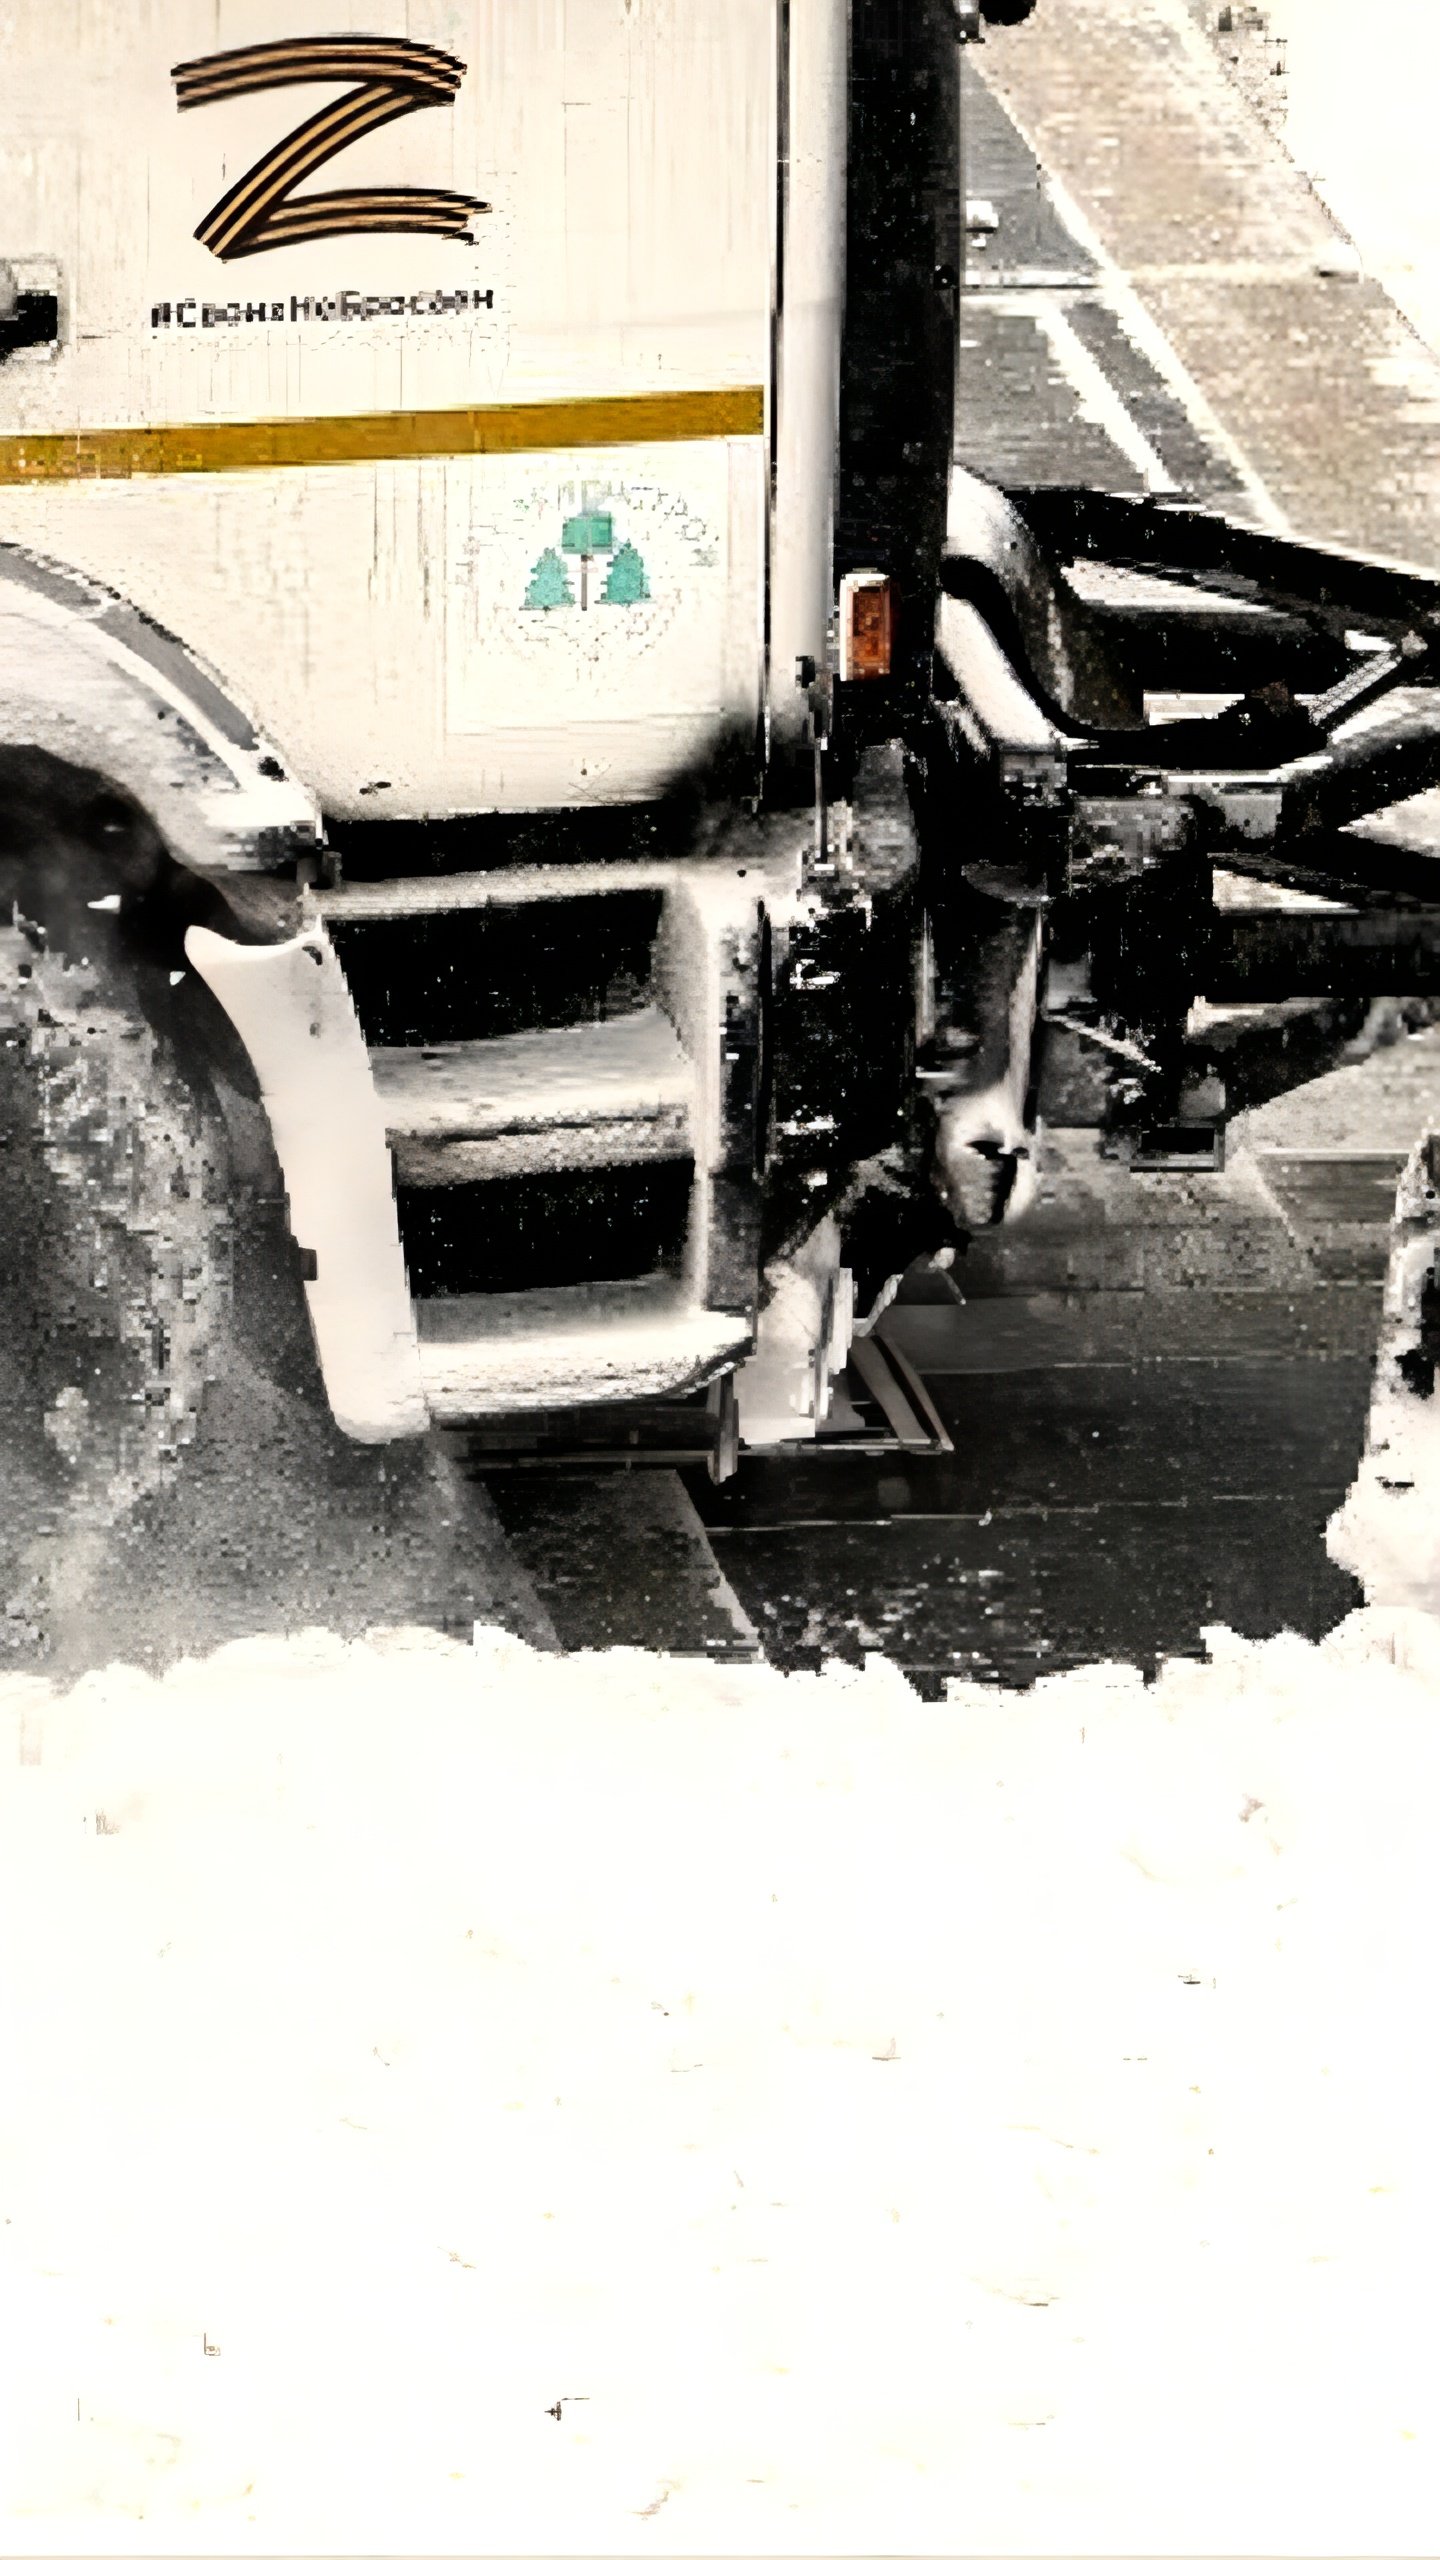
<box><xmin>839</xmin><ymin>571</ymin><xmax>894</xmax><ymax>681</ymax></box>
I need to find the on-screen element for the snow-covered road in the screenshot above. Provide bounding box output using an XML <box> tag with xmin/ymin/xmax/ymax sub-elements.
<box><xmin>4</xmin><ymin>1616</ymin><xmax>1440</xmax><ymax>2554</ymax></box>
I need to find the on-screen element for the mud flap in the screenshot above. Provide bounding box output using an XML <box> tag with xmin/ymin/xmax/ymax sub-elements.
<box><xmin>185</xmin><ymin>925</ymin><xmax>427</xmax><ymax>1443</ymax></box>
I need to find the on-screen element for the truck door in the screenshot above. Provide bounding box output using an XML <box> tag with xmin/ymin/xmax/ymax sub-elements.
<box><xmin>0</xmin><ymin>0</ymin><xmax>813</xmax><ymax>828</ymax></box>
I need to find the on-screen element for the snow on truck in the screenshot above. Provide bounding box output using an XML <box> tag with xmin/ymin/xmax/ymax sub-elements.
<box><xmin>6</xmin><ymin>0</ymin><xmax>1440</xmax><ymax>1511</ymax></box>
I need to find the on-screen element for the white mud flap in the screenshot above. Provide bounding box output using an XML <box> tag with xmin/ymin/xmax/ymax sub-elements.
<box><xmin>185</xmin><ymin>925</ymin><xmax>427</xmax><ymax>1443</ymax></box>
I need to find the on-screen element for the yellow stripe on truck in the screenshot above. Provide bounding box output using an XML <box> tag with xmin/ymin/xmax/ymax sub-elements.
<box><xmin>0</xmin><ymin>386</ymin><xmax>767</xmax><ymax>487</ymax></box>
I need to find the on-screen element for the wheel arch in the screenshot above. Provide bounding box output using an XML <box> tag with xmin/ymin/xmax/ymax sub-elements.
<box><xmin>0</xmin><ymin>538</ymin><xmax>322</xmax><ymax>878</ymax></box>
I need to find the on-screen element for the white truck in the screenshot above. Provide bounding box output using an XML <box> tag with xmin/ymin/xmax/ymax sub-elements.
<box><xmin>6</xmin><ymin>0</ymin><xmax>1440</xmax><ymax>1524</ymax></box>
<box><xmin>0</xmin><ymin>0</ymin><xmax>974</xmax><ymax>1501</ymax></box>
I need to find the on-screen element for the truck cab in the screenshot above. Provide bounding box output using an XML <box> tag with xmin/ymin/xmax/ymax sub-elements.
<box><xmin>0</xmin><ymin>0</ymin><xmax>971</xmax><ymax>1469</ymax></box>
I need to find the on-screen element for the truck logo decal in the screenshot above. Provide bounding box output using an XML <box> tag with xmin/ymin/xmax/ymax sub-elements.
<box><xmin>460</xmin><ymin>478</ymin><xmax>728</xmax><ymax>708</ymax></box>
<box><xmin>171</xmin><ymin>36</ymin><xmax>489</xmax><ymax>262</ymax></box>
<box><xmin>524</xmin><ymin>511</ymin><xmax>652</xmax><ymax>614</ymax></box>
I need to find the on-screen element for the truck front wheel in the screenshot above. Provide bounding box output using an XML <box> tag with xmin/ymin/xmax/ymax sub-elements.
<box><xmin>0</xmin><ymin>759</ymin><xmax>282</xmax><ymax>1660</ymax></box>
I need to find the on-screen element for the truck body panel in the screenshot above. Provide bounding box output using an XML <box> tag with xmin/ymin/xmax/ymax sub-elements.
<box><xmin>0</xmin><ymin>0</ymin><xmax>787</xmax><ymax>821</ymax></box>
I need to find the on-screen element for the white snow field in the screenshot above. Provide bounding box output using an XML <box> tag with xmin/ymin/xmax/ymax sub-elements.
<box><xmin>3</xmin><ymin>1609</ymin><xmax>1440</xmax><ymax>2556</ymax></box>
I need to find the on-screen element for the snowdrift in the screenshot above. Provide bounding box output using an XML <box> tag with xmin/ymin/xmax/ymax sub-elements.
<box><xmin>3</xmin><ymin>1607</ymin><xmax>1438</xmax><ymax>2555</ymax></box>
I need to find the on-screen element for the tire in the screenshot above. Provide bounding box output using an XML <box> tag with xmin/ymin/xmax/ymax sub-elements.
<box><xmin>0</xmin><ymin>756</ymin><xmax>290</xmax><ymax>1657</ymax></box>
<box><xmin>0</xmin><ymin>756</ymin><xmax>565</xmax><ymax>1671</ymax></box>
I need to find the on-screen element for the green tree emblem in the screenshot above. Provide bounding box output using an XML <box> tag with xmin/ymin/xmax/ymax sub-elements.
<box><xmin>522</xmin><ymin>547</ymin><xmax>574</xmax><ymax>611</ymax></box>
<box><xmin>560</xmin><ymin>507</ymin><xmax>615</xmax><ymax>611</ymax></box>
<box><xmin>602</xmin><ymin>541</ymin><xmax>650</xmax><ymax>606</ymax></box>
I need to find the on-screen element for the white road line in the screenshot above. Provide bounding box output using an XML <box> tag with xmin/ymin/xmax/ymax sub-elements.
<box><xmin>1126</xmin><ymin>260</ymin><xmax>1366</xmax><ymax>285</ymax></box>
<box><xmin>1044</xmin><ymin>167</ymin><xmax>1292</xmax><ymax>533</ymax></box>
<box><xmin>1023</xmin><ymin>292</ymin><xmax>1179</xmax><ymax>495</ymax></box>
<box><xmin>968</xmin><ymin>262</ymin><xmax>1341</xmax><ymax>290</ymax></box>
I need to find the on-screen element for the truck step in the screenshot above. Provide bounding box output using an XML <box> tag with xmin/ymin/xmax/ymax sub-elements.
<box><xmin>370</xmin><ymin>1005</ymin><xmax>692</xmax><ymax>1183</ymax></box>
<box><xmin>321</xmin><ymin>882</ymin><xmax>665</xmax><ymax>1046</ymax></box>
<box><xmin>414</xmin><ymin>1282</ymin><xmax>751</xmax><ymax>1419</ymax></box>
<box><xmin>395</xmin><ymin>1157</ymin><xmax>695</xmax><ymax>1297</ymax></box>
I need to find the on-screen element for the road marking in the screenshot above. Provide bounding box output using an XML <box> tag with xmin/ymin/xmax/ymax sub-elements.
<box><xmin>971</xmin><ymin>262</ymin><xmax>1377</xmax><ymax>290</ymax></box>
<box><xmin>972</xmin><ymin>63</ymin><xmax>1289</xmax><ymax>532</ymax></box>
<box><xmin>0</xmin><ymin>385</ymin><xmax>766</xmax><ymax>488</ymax></box>
<box><xmin>1020</xmin><ymin>293</ymin><xmax>1179</xmax><ymax>495</ymax></box>
<box><xmin>963</xmin><ymin>268</ymin><xmax>1098</xmax><ymax>294</ymax></box>
<box><xmin>1126</xmin><ymin>261</ymin><xmax>1368</xmax><ymax>286</ymax></box>
<box><xmin>1041</xmin><ymin>170</ymin><xmax>1290</xmax><ymax>532</ymax></box>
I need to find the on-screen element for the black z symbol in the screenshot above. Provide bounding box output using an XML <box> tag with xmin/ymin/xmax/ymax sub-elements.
<box><xmin>172</xmin><ymin>35</ymin><xmax>490</xmax><ymax>261</ymax></box>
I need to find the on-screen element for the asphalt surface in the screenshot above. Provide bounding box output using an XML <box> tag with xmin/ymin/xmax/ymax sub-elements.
<box><xmin>980</xmin><ymin>0</ymin><xmax>1440</xmax><ymax>566</ymax></box>
<box><xmin>12</xmin><ymin>0</ymin><xmax>1440</xmax><ymax>1683</ymax></box>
